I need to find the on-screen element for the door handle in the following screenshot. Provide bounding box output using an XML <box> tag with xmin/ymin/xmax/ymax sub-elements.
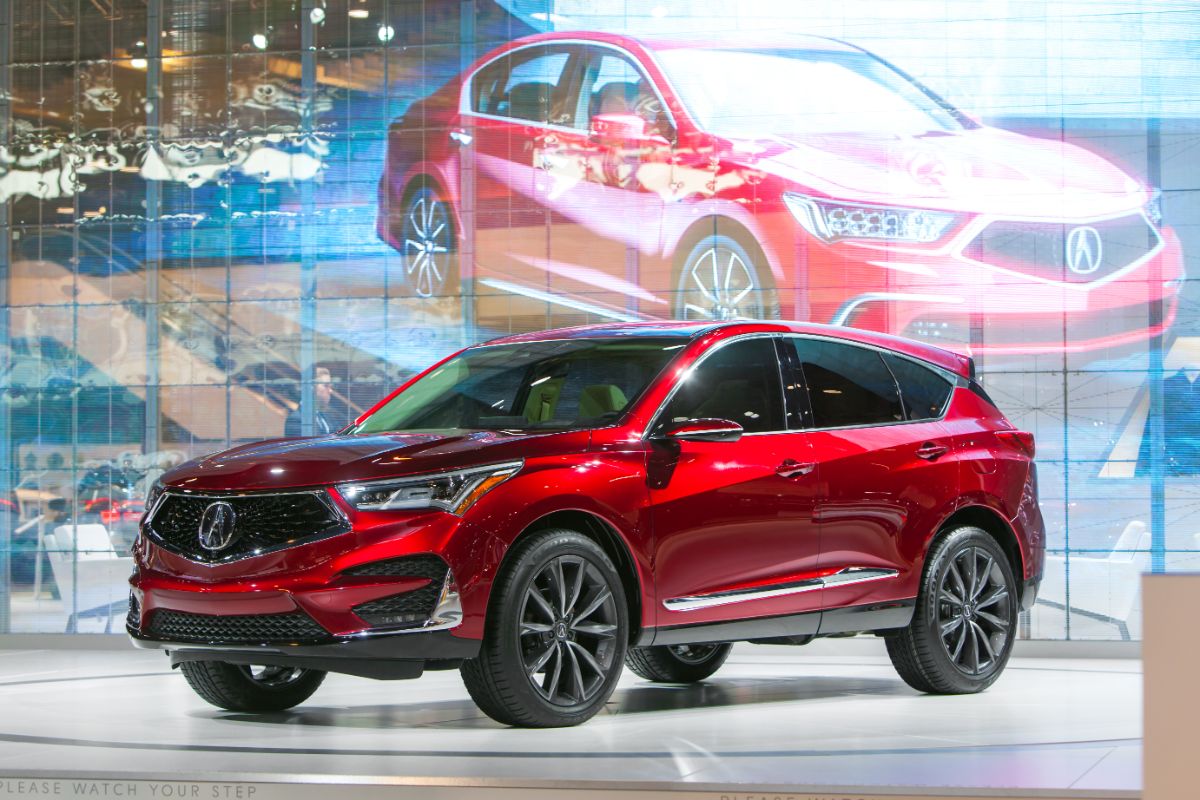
<box><xmin>776</xmin><ymin>459</ymin><xmax>816</xmax><ymax>478</ymax></box>
<box><xmin>449</xmin><ymin>129</ymin><xmax>473</xmax><ymax>147</ymax></box>
<box><xmin>916</xmin><ymin>442</ymin><xmax>948</xmax><ymax>460</ymax></box>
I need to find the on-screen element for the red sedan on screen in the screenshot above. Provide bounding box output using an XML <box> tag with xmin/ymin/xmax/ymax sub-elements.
<box><xmin>377</xmin><ymin>32</ymin><xmax>1183</xmax><ymax>354</ymax></box>
<box><xmin>129</xmin><ymin>321</ymin><xmax>1044</xmax><ymax>727</ymax></box>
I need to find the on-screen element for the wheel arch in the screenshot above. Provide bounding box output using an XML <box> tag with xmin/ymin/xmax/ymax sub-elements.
<box><xmin>513</xmin><ymin>509</ymin><xmax>646</xmax><ymax>645</ymax></box>
<box><xmin>933</xmin><ymin>505</ymin><xmax>1025</xmax><ymax>585</ymax></box>
<box><xmin>397</xmin><ymin>170</ymin><xmax>462</xmax><ymax>245</ymax></box>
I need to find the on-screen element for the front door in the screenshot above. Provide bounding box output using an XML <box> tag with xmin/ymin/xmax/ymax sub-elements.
<box><xmin>647</xmin><ymin>336</ymin><xmax>824</xmax><ymax>631</ymax></box>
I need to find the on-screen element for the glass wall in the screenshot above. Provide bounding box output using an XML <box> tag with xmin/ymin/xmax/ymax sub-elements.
<box><xmin>1</xmin><ymin>0</ymin><xmax>1197</xmax><ymax>638</ymax></box>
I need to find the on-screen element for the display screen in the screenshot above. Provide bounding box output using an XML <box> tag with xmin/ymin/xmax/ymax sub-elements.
<box><xmin>1</xmin><ymin>0</ymin><xmax>1197</xmax><ymax>639</ymax></box>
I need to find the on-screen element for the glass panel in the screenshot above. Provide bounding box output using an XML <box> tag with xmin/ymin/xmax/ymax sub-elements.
<box><xmin>660</xmin><ymin>337</ymin><xmax>785</xmax><ymax>433</ymax></box>
<box><xmin>793</xmin><ymin>339</ymin><xmax>903</xmax><ymax>428</ymax></box>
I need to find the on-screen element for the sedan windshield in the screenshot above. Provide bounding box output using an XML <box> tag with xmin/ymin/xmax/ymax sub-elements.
<box><xmin>349</xmin><ymin>338</ymin><xmax>687</xmax><ymax>434</ymax></box>
<box><xmin>657</xmin><ymin>47</ymin><xmax>964</xmax><ymax>138</ymax></box>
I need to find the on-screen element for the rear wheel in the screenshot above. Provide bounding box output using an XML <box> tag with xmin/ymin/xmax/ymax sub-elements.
<box><xmin>460</xmin><ymin>529</ymin><xmax>629</xmax><ymax>727</ymax></box>
<box><xmin>626</xmin><ymin>642</ymin><xmax>732</xmax><ymax>683</ymax></box>
<box><xmin>179</xmin><ymin>661</ymin><xmax>325</xmax><ymax>712</ymax></box>
<box><xmin>398</xmin><ymin>183</ymin><xmax>457</xmax><ymax>298</ymax></box>
<box><xmin>886</xmin><ymin>526</ymin><xmax>1018</xmax><ymax>694</ymax></box>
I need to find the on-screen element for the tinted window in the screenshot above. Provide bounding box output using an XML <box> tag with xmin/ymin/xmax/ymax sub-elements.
<box><xmin>472</xmin><ymin>49</ymin><xmax>574</xmax><ymax>124</ymax></box>
<box><xmin>352</xmin><ymin>338</ymin><xmax>684</xmax><ymax>434</ymax></box>
<box><xmin>583</xmin><ymin>50</ymin><xmax>673</xmax><ymax>139</ymax></box>
<box><xmin>792</xmin><ymin>339</ymin><xmax>903</xmax><ymax>427</ymax></box>
<box><xmin>883</xmin><ymin>353</ymin><xmax>953</xmax><ymax>420</ymax></box>
<box><xmin>660</xmin><ymin>338</ymin><xmax>785</xmax><ymax>434</ymax></box>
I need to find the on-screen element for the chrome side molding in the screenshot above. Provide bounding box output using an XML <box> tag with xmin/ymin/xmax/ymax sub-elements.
<box><xmin>663</xmin><ymin>567</ymin><xmax>900</xmax><ymax>612</ymax></box>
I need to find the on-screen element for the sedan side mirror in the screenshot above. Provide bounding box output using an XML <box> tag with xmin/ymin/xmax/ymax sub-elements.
<box><xmin>658</xmin><ymin>418</ymin><xmax>744</xmax><ymax>443</ymax></box>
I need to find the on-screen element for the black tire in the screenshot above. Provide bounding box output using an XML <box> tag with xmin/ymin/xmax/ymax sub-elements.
<box><xmin>460</xmin><ymin>528</ymin><xmax>629</xmax><ymax>727</ymax></box>
<box><xmin>397</xmin><ymin>182</ymin><xmax>458</xmax><ymax>298</ymax></box>
<box><xmin>673</xmin><ymin>230</ymin><xmax>777</xmax><ymax>321</ymax></box>
<box><xmin>625</xmin><ymin>642</ymin><xmax>732</xmax><ymax>683</ymax></box>
<box><xmin>179</xmin><ymin>661</ymin><xmax>326</xmax><ymax>712</ymax></box>
<box><xmin>886</xmin><ymin>526</ymin><xmax>1018</xmax><ymax>694</ymax></box>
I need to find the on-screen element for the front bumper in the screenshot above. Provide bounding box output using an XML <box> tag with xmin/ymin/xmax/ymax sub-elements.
<box><xmin>129</xmin><ymin>626</ymin><xmax>479</xmax><ymax>680</ymax></box>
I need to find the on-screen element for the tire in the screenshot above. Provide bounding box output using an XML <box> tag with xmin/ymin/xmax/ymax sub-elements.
<box><xmin>460</xmin><ymin>528</ymin><xmax>629</xmax><ymax>727</ymax></box>
<box><xmin>179</xmin><ymin>661</ymin><xmax>326</xmax><ymax>712</ymax></box>
<box><xmin>397</xmin><ymin>182</ymin><xmax>458</xmax><ymax>298</ymax></box>
<box><xmin>626</xmin><ymin>642</ymin><xmax>732</xmax><ymax>683</ymax></box>
<box><xmin>673</xmin><ymin>231</ymin><xmax>777</xmax><ymax>321</ymax></box>
<box><xmin>886</xmin><ymin>526</ymin><xmax>1019</xmax><ymax>694</ymax></box>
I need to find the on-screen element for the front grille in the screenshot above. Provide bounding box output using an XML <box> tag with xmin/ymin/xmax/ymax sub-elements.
<box><xmin>964</xmin><ymin>213</ymin><xmax>1160</xmax><ymax>284</ymax></box>
<box><xmin>147</xmin><ymin>490</ymin><xmax>350</xmax><ymax>563</ymax></box>
<box><xmin>343</xmin><ymin>554</ymin><xmax>448</xmax><ymax>579</ymax></box>
<box><xmin>353</xmin><ymin>581</ymin><xmax>443</xmax><ymax>629</ymax></box>
<box><xmin>146</xmin><ymin>609</ymin><xmax>332</xmax><ymax>645</ymax></box>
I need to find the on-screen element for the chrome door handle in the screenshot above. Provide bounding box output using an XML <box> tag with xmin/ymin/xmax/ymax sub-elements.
<box><xmin>776</xmin><ymin>459</ymin><xmax>816</xmax><ymax>478</ymax></box>
<box><xmin>449</xmin><ymin>129</ymin><xmax>473</xmax><ymax>147</ymax></box>
<box><xmin>916</xmin><ymin>443</ymin><xmax>948</xmax><ymax>460</ymax></box>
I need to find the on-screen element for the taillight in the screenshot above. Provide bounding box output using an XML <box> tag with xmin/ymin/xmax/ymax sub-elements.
<box><xmin>996</xmin><ymin>430</ymin><xmax>1035</xmax><ymax>458</ymax></box>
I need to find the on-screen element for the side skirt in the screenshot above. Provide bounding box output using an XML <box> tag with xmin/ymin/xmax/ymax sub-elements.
<box><xmin>639</xmin><ymin>599</ymin><xmax>915</xmax><ymax>647</ymax></box>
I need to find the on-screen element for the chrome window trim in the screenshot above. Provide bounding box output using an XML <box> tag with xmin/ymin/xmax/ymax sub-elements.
<box><xmin>663</xmin><ymin>567</ymin><xmax>899</xmax><ymax>612</ymax></box>
<box><xmin>459</xmin><ymin>39</ymin><xmax>678</xmax><ymax>137</ymax></box>
<box><xmin>143</xmin><ymin>488</ymin><xmax>351</xmax><ymax>566</ymax></box>
<box><xmin>644</xmin><ymin>331</ymin><xmax>957</xmax><ymax>440</ymax></box>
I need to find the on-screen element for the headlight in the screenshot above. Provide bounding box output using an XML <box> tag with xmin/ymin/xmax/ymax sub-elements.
<box><xmin>783</xmin><ymin>192</ymin><xmax>958</xmax><ymax>244</ymax></box>
<box><xmin>337</xmin><ymin>461</ymin><xmax>522</xmax><ymax>515</ymax></box>
<box><xmin>144</xmin><ymin>480</ymin><xmax>165</xmax><ymax>515</ymax></box>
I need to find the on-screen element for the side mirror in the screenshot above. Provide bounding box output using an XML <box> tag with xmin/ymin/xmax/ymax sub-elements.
<box><xmin>658</xmin><ymin>418</ymin><xmax>744</xmax><ymax>443</ymax></box>
<box><xmin>589</xmin><ymin>113</ymin><xmax>669</xmax><ymax>147</ymax></box>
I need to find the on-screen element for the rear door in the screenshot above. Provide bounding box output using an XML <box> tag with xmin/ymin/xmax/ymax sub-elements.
<box><xmin>786</xmin><ymin>337</ymin><xmax>959</xmax><ymax>615</ymax></box>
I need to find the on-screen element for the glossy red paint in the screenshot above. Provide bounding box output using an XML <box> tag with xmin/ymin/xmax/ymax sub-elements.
<box><xmin>377</xmin><ymin>30</ymin><xmax>1182</xmax><ymax>355</ymax></box>
<box><xmin>130</xmin><ymin>321</ymin><xmax>1043</xmax><ymax>671</ymax></box>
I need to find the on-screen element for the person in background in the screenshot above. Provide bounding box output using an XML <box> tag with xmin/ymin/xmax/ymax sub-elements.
<box><xmin>285</xmin><ymin>366</ymin><xmax>336</xmax><ymax>436</ymax></box>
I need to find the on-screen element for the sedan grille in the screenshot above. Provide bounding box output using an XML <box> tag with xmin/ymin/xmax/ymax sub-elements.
<box><xmin>964</xmin><ymin>213</ymin><xmax>1160</xmax><ymax>284</ymax></box>
<box><xmin>146</xmin><ymin>609</ymin><xmax>332</xmax><ymax>645</ymax></box>
<box><xmin>147</xmin><ymin>490</ymin><xmax>349</xmax><ymax>563</ymax></box>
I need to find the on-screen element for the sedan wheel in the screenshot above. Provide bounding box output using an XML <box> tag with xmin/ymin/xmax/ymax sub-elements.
<box><xmin>400</xmin><ymin>186</ymin><xmax>455</xmax><ymax>298</ymax></box>
<box><xmin>675</xmin><ymin>234</ymin><xmax>766</xmax><ymax>320</ymax></box>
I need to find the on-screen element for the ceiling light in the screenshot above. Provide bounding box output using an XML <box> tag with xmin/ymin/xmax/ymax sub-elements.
<box><xmin>348</xmin><ymin>9</ymin><xmax>369</xmax><ymax>19</ymax></box>
<box><xmin>251</xmin><ymin>33</ymin><xmax>268</xmax><ymax>50</ymax></box>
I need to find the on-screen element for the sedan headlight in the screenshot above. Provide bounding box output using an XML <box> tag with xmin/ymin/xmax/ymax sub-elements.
<box><xmin>337</xmin><ymin>461</ymin><xmax>522</xmax><ymax>515</ymax></box>
<box><xmin>784</xmin><ymin>192</ymin><xmax>959</xmax><ymax>244</ymax></box>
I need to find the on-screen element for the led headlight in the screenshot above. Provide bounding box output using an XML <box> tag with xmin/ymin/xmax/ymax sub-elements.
<box><xmin>783</xmin><ymin>192</ymin><xmax>958</xmax><ymax>244</ymax></box>
<box><xmin>143</xmin><ymin>480</ymin><xmax>165</xmax><ymax>517</ymax></box>
<box><xmin>337</xmin><ymin>461</ymin><xmax>522</xmax><ymax>515</ymax></box>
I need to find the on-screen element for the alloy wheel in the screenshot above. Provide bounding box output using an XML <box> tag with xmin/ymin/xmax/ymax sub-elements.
<box><xmin>680</xmin><ymin>243</ymin><xmax>763</xmax><ymax>320</ymax></box>
<box><xmin>936</xmin><ymin>546</ymin><xmax>1013</xmax><ymax>676</ymax></box>
<box><xmin>401</xmin><ymin>189</ymin><xmax>452</xmax><ymax>298</ymax></box>
<box><xmin>518</xmin><ymin>555</ymin><xmax>620</xmax><ymax>707</ymax></box>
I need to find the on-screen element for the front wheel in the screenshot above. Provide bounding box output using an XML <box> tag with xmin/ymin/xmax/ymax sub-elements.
<box><xmin>886</xmin><ymin>526</ymin><xmax>1018</xmax><ymax>694</ymax></box>
<box><xmin>179</xmin><ymin>661</ymin><xmax>326</xmax><ymax>712</ymax></box>
<box><xmin>460</xmin><ymin>528</ymin><xmax>629</xmax><ymax>727</ymax></box>
<box><xmin>674</xmin><ymin>233</ymin><xmax>773</xmax><ymax>321</ymax></box>
<box><xmin>626</xmin><ymin>642</ymin><xmax>732</xmax><ymax>683</ymax></box>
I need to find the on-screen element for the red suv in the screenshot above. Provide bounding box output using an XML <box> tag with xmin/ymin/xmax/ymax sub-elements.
<box><xmin>378</xmin><ymin>31</ymin><xmax>1182</xmax><ymax>354</ymax></box>
<box><xmin>129</xmin><ymin>321</ymin><xmax>1043</xmax><ymax>727</ymax></box>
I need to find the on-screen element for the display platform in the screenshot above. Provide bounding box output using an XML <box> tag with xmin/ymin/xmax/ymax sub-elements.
<box><xmin>0</xmin><ymin>639</ymin><xmax>1139</xmax><ymax>800</ymax></box>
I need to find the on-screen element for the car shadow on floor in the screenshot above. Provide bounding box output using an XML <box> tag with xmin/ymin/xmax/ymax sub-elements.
<box><xmin>207</xmin><ymin>674</ymin><xmax>907</xmax><ymax>730</ymax></box>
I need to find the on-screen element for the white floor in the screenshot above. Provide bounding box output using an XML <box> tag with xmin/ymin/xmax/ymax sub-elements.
<box><xmin>0</xmin><ymin>639</ymin><xmax>1140</xmax><ymax>799</ymax></box>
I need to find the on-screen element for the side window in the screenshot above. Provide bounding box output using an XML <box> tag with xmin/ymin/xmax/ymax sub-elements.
<box><xmin>660</xmin><ymin>338</ymin><xmax>785</xmax><ymax>434</ymax></box>
<box><xmin>583</xmin><ymin>51</ymin><xmax>673</xmax><ymax>140</ymax></box>
<box><xmin>883</xmin><ymin>353</ymin><xmax>954</xmax><ymax>421</ymax></box>
<box><xmin>792</xmin><ymin>339</ymin><xmax>903</xmax><ymax>427</ymax></box>
<box><xmin>471</xmin><ymin>49</ymin><xmax>573</xmax><ymax>124</ymax></box>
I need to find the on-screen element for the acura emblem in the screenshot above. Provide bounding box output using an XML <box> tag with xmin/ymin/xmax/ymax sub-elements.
<box><xmin>1065</xmin><ymin>226</ymin><xmax>1103</xmax><ymax>275</ymax></box>
<box><xmin>198</xmin><ymin>501</ymin><xmax>238</xmax><ymax>552</ymax></box>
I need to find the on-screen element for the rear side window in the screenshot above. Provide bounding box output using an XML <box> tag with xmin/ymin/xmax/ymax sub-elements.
<box><xmin>471</xmin><ymin>48</ymin><xmax>574</xmax><ymax>124</ymax></box>
<box><xmin>883</xmin><ymin>353</ymin><xmax>954</xmax><ymax>421</ymax></box>
<box><xmin>659</xmin><ymin>338</ymin><xmax>785</xmax><ymax>433</ymax></box>
<box><xmin>791</xmin><ymin>338</ymin><xmax>903</xmax><ymax>427</ymax></box>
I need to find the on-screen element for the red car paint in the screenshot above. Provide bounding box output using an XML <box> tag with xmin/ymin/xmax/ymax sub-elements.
<box><xmin>129</xmin><ymin>321</ymin><xmax>1043</xmax><ymax>664</ymax></box>
<box><xmin>378</xmin><ymin>31</ymin><xmax>1182</xmax><ymax>354</ymax></box>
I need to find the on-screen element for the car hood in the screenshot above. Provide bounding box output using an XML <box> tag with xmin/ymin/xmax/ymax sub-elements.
<box><xmin>160</xmin><ymin>429</ymin><xmax>592</xmax><ymax>492</ymax></box>
<box><xmin>749</xmin><ymin>126</ymin><xmax>1146</xmax><ymax>219</ymax></box>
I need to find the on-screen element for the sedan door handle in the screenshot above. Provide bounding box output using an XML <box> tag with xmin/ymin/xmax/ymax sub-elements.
<box><xmin>776</xmin><ymin>459</ymin><xmax>816</xmax><ymax>478</ymax></box>
<box><xmin>915</xmin><ymin>442</ymin><xmax>949</xmax><ymax>460</ymax></box>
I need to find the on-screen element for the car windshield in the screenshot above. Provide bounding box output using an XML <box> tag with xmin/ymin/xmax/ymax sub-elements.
<box><xmin>349</xmin><ymin>338</ymin><xmax>687</xmax><ymax>434</ymax></box>
<box><xmin>657</xmin><ymin>47</ymin><xmax>964</xmax><ymax>138</ymax></box>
